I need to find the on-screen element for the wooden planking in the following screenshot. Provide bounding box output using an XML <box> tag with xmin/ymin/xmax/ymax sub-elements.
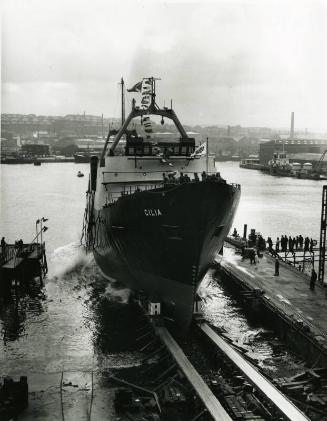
<box><xmin>156</xmin><ymin>326</ymin><xmax>232</xmax><ymax>421</ymax></box>
<box><xmin>199</xmin><ymin>322</ymin><xmax>309</xmax><ymax>421</ymax></box>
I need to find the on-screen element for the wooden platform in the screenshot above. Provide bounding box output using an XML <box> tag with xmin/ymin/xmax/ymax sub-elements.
<box><xmin>1</xmin><ymin>257</ymin><xmax>24</xmax><ymax>270</ymax></box>
<box><xmin>0</xmin><ymin>243</ymin><xmax>47</xmax><ymax>281</ymax></box>
<box><xmin>215</xmin><ymin>243</ymin><xmax>327</xmax><ymax>362</ymax></box>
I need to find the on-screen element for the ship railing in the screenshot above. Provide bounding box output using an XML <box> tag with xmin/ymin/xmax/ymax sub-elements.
<box><xmin>0</xmin><ymin>242</ymin><xmax>43</xmax><ymax>266</ymax></box>
<box><xmin>102</xmin><ymin>170</ymin><xmax>228</xmax><ymax>184</ymax></box>
<box><xmin>102</xmin><ymin>170</ymin><xmax>167</xmax><ymax>182</ymax></box>
<box><xmin>104</xmin><ymin>179</ymin><xmax>240</xmax><ymax>206</ymax></box>
<box><xmin>0</xmin><ymin>244</ymin><xmax>17</xmax><ymax>266</ymax></box>
<box><xmin>105</xmin><ymin>183</ymin><xmax>164</xmax><ymax>204</ymax></box>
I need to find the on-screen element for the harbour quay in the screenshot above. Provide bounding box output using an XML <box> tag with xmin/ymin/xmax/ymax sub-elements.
<box><xmin>0</xmin><ymin>242</ymin><xmax>48</xmax><ymax>286</ymax></box>
<box><xmin>0</xmin><ymin>220</ymin><xmax>49</xmax><ymax>286</ymax></box>
<box><xmin>213</xmin><ymin>232</ymin><xmax>327</xmax><ymax>368</ymax></box>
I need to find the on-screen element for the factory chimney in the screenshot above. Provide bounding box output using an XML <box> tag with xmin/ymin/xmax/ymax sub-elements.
<box><xmin>290</xmin><ymin>112</ymin><xmax>294</xmax><ymax>139</ymax></box>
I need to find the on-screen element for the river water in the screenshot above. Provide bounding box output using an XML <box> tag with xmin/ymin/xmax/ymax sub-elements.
<box><xmin>0</xmin><ymin>161</ymin><xmax>322</xmax><ymax>378</ymax></box>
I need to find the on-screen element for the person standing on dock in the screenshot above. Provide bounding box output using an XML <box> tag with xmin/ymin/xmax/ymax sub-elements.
<box><xmin>304</xmin><ymin>237</ymin><xmax>310</xmax><ymax>252</ymax></box>
<box><xmin>250</xmin><ymin>249</ymin><xmax>256</xmax><ymax>264</ymax></box>
<box><xmin>1</xmin><ymin>237</ymin><xmax>7</xmax><ymax>258</ymax></box>
<box><xmin>310</xmin><ymin>268</ymin><xmax>317</xmax><ymax>291</ymax></box>
<box><xmin>299</xmin><ymin>235</ymin><xmax>304</xmax><ymax>249</ymax></box>
<box><xmin>276</xmin><ymin>237</ymin><xmax>280</xmax><ymax>252</ymax></box>
<box><xmin>281</xmin><ymin>235</ymin><xmax>286</xmax><ymax>252</ymax></box>
<box><xmin>274</xmin><ymin>258</ymin><xmax>279</xmax><ymax>276</ymax></box>
<box><xmin>295</xmin><ymin>236</ymin><xmax>299</xmax><ymax>250</ymax></box>
<box><xmin>310</xmin><ymin>238</ymin><xmax>314</xmax><ymax>253</ymax></box>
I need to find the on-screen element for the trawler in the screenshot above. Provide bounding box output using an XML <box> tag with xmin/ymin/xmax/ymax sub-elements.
<box><xmin>83</xmin><ymin>77</ymin><xmax>240</xmax><ymax>328</ymax></box>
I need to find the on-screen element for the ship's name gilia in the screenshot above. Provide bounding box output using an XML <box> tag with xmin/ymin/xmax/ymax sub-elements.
<box><xmin>144</xmin><ymin>209</ymin><xmax>162</xmax><ymax>217</ymax></box>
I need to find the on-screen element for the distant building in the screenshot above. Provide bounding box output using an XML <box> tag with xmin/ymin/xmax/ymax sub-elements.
<box><xmin>74</xmin><ymin>138</ymin><xmax>105</xmax><ymax>150</ymax></box>
<box><xmin>0</xmin><ymin>137</ymin><xmax>19</xmax><ymax>155</ymax></box>
<box><xmin>21</xmin><ymin>143</ymin><xmax>50</xmax><ymax>156</ymax></box>
<box><xmin>259</xmin><ymin>138</ymin><xmax>327</xmax><ymax>165</ymax></box>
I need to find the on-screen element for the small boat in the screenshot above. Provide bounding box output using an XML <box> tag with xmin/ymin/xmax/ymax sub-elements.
<box><xmin>33</xmin><ymin>159</ymin><xmax>41</xmax><ymax>166</ymax></box>
<box><xmin>77</xmin><ymin>171</ymin><xmax>84</xmax><ymax>177</ymax></box>
<box><xmin>239</xmin><ymin>158</ymin><xmax>266</xmax><ymax>170</ymax></box>
<box><xmin>268</xmin><ymin>152</ymin><xmax>292</xmax><ymax>176</ymax></box>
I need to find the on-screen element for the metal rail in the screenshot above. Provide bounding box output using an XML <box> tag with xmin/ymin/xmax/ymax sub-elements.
<box><xmin>198</xmin><ymin>322</ymin><xmax>309</xmax><ymax>421</ymax></box>
<box><xmin>155</xmin><ymin>326</ymin><xmax>232</xmax><ymax>421</ymax></box>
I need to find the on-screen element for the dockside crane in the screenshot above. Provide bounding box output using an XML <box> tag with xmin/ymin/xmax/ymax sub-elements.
<box><xmin>311</xmin><ymin>150</ymin><xmax>327</xmax><ymax>178</ymax></box>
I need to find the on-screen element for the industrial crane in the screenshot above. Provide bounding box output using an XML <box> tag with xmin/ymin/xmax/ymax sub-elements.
<box><xmin>311</xmin><ymin>150</ymin><xmax>327</xmax><ymax>178</ymax></box>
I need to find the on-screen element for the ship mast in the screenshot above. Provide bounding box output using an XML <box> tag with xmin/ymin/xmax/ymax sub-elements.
<box><xmin>108</xmin><ymin>77</ymin><xmax>189</xmax><ymax>155</ymax></box>
<box><xmin>120</xmin><ymin>78</ymin><xmax>125</xmax><ymax>125</ymax></box>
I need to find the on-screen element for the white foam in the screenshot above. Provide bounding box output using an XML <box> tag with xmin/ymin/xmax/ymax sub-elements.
<box><xmin>50</xmin><ymin>243</ymin><xmax>92</xmax><ymax>279</ymax></box>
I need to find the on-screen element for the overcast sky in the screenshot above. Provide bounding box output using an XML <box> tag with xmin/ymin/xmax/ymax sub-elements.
<box><xmin>2</xmin><ymin>0</ymin><xmax>327</xmax><ymax>129</ymax></box>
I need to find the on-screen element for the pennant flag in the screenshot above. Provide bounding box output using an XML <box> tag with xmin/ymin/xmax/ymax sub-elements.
<box><xmin>36</xmin><ymin>219</ymin><xmax>40</xmax><ymax>224</ymax></box>
<box><xmin>142</xmin><ymin>115</ymin><xmax>152</xmax><ymax>134</ymax></box>
<box><xmin>43</xmin><ymin>226</ymin><xmax>49</xmax><ymax>232</ymax></box>
<box><xmin>141</xmin><ymin>97</ymin><xmax>150</xmax><ymax>105</ymax></box>
<box><xmin>42</xmin><ymin>218</ymin><xmax>49</xmax><ymax>222</ymax></box>
<box><xmin>127</xmin><ymin>81</ymin><xmax>142</xmax><ymax>92</ymax></box>
<box><xmin>140</xmin><ymin>79</ymin><xmax>152</xmax><ymax>109</ymax></box>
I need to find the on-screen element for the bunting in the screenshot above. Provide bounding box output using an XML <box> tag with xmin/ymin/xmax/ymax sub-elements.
<box><xmin>142</xmin><ymin>115</ymin><xmax>153</xmax><ymax>137</ymax></box>
<box><xmin>140</xmin><ymin>79</ymin><xmax>152</xmax><ymax>110</ymax></box>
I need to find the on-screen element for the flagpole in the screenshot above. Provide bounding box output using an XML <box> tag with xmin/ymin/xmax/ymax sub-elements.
<box><xmin>121</xmin><ymin>78</ymin><xmax>125</xmax><ymax>125</ymax></box>
<box><xmin>206</xmin><ymin>137</ymin><xmax>209</xmax><ymax>173</ymax></box>
<box><xmin>41</xmin><ymin>218</ymin><xmax>43</xmax><ymax>246</ymax></box>
<box><xmin>36</xmin><ymin>220</ymin><xmax>39</xmax><ymax>244</ymax></box>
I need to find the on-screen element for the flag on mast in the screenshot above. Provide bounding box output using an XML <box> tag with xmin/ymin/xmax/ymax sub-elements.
<box><xmin>190</xmin><ymin>141</ymin><xmax>207</xmax><ymax>158</ymax></box>
<box><xmin>127</xmin><ymin>81</ymin><xmax>142</xmax><ymax>92</ymax></box>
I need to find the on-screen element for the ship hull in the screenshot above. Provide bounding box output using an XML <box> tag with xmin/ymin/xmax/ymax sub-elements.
<box><xmin>92</xmin><ymin>180</ymin><xmax>240</xmax><ymax>327</ymax></box>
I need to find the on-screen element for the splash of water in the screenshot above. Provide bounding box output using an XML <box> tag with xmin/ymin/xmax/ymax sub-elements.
<box><xmin>103</xmin><ymin>283</ymin><xmax>131</xmax><ymax>304</ymax></box>
<box><xmin>49</xmin><ymin>242</ymin><xmax>92</xmax><ymax>279</ymax></box>
<box><xmin>48</xmin><ymin>242</ymin><xmax>132</xmax><ymax>306</ymax></box>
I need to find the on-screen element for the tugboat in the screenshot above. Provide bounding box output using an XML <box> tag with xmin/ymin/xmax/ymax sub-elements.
<box><xmin>82</xmin><ymin>78</ymin><xmax>240</xmax><ymax>328</ymax></box>
<box><xmin>268</xmin><ymin>151</ymin><xmax>292</xmax><ymax>176</ymax></box>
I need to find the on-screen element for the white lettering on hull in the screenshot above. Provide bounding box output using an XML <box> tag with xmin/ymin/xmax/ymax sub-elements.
<box><xmin>144</xmin><ymin>209</ymin><xmax>162</xmax><ymax>216</ymax></box>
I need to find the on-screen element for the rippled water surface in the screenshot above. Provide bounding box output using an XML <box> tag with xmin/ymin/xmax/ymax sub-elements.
<box><xmin>0</xmin><ymin>162</ymin><xmax>321</xmax><ymax>376</ymax></box>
